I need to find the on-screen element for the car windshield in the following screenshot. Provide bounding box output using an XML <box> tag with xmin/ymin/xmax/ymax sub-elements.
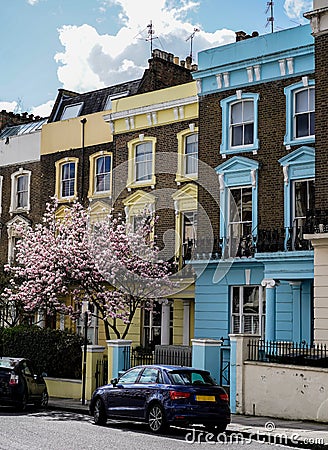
<box><xmin>0</xmin><ymin>359</ymin><xmax>18</xmax><ymax>369</ymax></box>
<box><xmin>168</xmin><ymin>370</ymin><xmax>217</xmax><ymax>386</ymax></box>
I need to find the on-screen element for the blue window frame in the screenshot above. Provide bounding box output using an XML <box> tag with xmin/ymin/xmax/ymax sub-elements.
<box><xmin>216</xmin><ymin>156</ymin><xmax>259</xmax><ymax>259</ymax></box>
<box><xmin>220</xmin><ymin>93</ymin><xmax>259</xmax><ymax>156</ymax></box>
<box><xmin>284</xmin><ymin>80</ymin><xmax>315</xmax><ymax>147</ymax></box>
<box><xmin>279</xmin><ymin>146</ymin><xmax>315</xmax><ymax>231</ymax></box>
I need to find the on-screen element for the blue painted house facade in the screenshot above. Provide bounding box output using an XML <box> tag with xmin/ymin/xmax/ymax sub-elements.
<box><xmin>192</xmin><ymin>24</ymin><xmax>316</xmax><ymax>354</ymax></box>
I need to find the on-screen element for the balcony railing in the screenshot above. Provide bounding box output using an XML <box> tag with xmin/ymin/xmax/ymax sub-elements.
<box><xmin>248</xmin><ymin>339</ymin><xmax>328</xmax><ymax>368</ymax></box>
<box><xmin>179</xmin><ymin>209</ymin><xmax>328</xmax><ymax>263</ymax></box>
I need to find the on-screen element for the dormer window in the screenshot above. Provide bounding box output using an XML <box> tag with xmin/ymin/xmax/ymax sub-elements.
<box><xmin>61</xmin><ymin>103</ymin><xmax>83</xmax><ymax>120</ymax></box>
<box><xmin>104</xmin><ymin>91</ymin><xmax>129</xmax><ymax>111</ymax></box>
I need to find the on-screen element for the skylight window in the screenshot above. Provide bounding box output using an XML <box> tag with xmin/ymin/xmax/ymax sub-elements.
<box><xmin>61</xmin><ymin>103</ymin><xmax>83</xmax><ymax>120</ymax></box>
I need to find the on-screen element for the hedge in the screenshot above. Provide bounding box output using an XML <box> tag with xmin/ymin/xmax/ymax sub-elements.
<box><xmin>0</xmin><ymin>326</ymin><xmax>84</xmax><ymax>379</ymax></box>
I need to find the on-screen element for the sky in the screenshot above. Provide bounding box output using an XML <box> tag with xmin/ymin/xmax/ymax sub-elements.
<box><xmin>0</xmin><ymin>0</ymin><xmax>313</xmax><ymax>118</ymax></box>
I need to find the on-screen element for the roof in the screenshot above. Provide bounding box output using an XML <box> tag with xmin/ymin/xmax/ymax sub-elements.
<box><xmin>0</xmin><ymin>118</ymin><xmax>47</xmax><ymax>139</ymax></box>
<box><xmin>49</xmin><ymin>79</ymin><xmax>142</xmax><ymax>122</ymax></box>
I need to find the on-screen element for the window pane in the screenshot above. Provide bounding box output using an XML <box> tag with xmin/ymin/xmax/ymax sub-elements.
<box><xmin>17</xmin><ymin>192</ymin><xmax>28</xmax><ymax>208</ymax></box>
<box><xmin>294</xmin><ymin>180</ymin><xmax>314</xmax><ymax>219</ymax></box>
<box><xmin>185</xmin><ymin>133</ymin><xmax>198</xmax><ymax>175</ymax></box>
<box><xmin>17</xmin><ymin>175</ymin><xmax>28</xmax><ymax>191</ymax></box>
<box><xmin>242</xmin><ymin>188</ymin><xmax>252</xmax><ymax>222</ymax></box>
<box><xmin>243</xmin><ymin>101</ymin><xmax>254</xmax><ymax>122</ymax></box>
<box><xmin>244</xmin><ymin>123</ymin><xmax>254</xmax><ymax>145</ymax></box>
<box><xmin>135</xmin><ymin>143</ymin><xmax>152</xmax><ymax>181</ymax></box>
<box><xmin>229</xmin><ymin>189</ymin><xmax>242</xmax><ymax>222</ymax></box>
<box><xmin>62</xmin><ymin>163</ymin><xmax>69</xmax><ymax>180</ymax></box>
<box><xmin>61</xmin><ymin>103</ymin><xmax>83</xmax><ymax>120</ymax></box>
<box><xmin>309</xmin><ymin>88</ymin><xmax>315</xmax><ymax>111</ymax></box>
<box><xmin>185</xmin><ymin>134</ymin><xmax>198</xmax><ymax>153</ymax></box>
<box><xmin>119</xmin><ymin>368</ymin><xmax>142</xmax><ymax>384</ymax></box>
<box><xmin>295</xmin><ymin>90</ymin><xmax>308</xmax><ymax>113</ymax></box>
<box><xmin>243</xmin><ymin>287</ymin><xmax>259</xmax><ymax>314</ymax></box>
<box><xmin>232</xmin><ymin>125</ymin><xmax>243</xmax><ymax>146</ymax></box>
<box><xmin>296</xmin><ymin>114</ymin><xmax>309</xmax><ymax>138</ymax></box>
<box><xmin>95</xmin><ymin>156</ymin><xmax>111</xmax><ymax>192</ymax></box>
<box><xmin>232</xmin><ymin>287</ymin><xmax>240</xmax><ymax>313</ymax></box>
<box><xmin>231</xmin><ymin>102</ymin><xmax>242</xmax><ymax>124</ymax></box>
<box><xmin>61</xmin><ymin>163</ymin><xmax>75</xmax><ymax>197</ymax></box>
<box><xmin>310</xmin><ymin>112</ymin><xmax>315</xmax><ymax>136</ymax></box>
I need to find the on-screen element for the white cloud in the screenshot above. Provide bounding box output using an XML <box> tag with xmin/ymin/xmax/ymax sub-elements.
<box><xmin>283</xmin><ymin>0</ymin><xmax>312</xmax><ymax>21</ymax></box>
<box><xmin>0</xmin><ymin>101</ymin><xmax>19</xmax><ymax>112</ymax></box>
<box><xmin>30</xmin><ymin>100</ymin><xmax>54</xmax><ymax>118</ymax></box>
<box><xmin>27</xmin><ymin>0</ymin><xmax>41</xmax><ymax>5</ymax></box>
<box><xmin>53</xmin><ymin>0</ymin><xmax>235</xmax><ymax>94</ymax></box>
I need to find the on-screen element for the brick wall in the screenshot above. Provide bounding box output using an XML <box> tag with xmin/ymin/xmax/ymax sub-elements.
<box><xmin>314</xmin><ymin>33</ymin><xmax>328</xmax><ymax>209</ymax></box>
<box><xmin>113</xmin><ymin>119</ymin><xmax>198</xmax><ymax>250</ymax></box>
<box><xmin>198</xmin><ymin>75</ymin><xmax>314</xmax><ymax>242</ymax></box>
<box><xmin>0</xmin><ymin>161</ymin><xmax>43</xmax><ymax>264</ymax></box>
<box><xmin>137</xmin><ymin>54</ymin><xmax>194</xmax><ymax>94</ymax></box>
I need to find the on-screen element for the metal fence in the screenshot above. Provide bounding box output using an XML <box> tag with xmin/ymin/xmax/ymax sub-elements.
<box><xmin>130</xmin><ymin>347</ymin><xmax>154</xmax><ymax>367</ymax></box>
<box><xmin>95</xmin><ymin>359</ymin><xmax>108</xmax><ymax>388</ymax></box>
<box><xmin>154</xmin><ymin>345</ymin><xmax>192</xmax><ymax>366</ymax></box>
<box><xmin>248</xmin><ymin>340</ymin><xmax>328</xmax><ymax>368</ymax></box>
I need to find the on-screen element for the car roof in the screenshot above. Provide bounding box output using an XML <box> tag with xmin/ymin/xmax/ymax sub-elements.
<box><xmin>130</xmin><ymin>364</ymin><xmax>208</xmax><ymax>372</ymax></box>
<box><xmin>0</xmin><ymin>357</ymin><xmax>26</xmax><ymax>369</ymax></box>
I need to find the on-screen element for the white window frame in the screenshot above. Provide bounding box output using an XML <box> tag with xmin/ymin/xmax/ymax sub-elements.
<box><xmin>230</xmin><ymin>100</ymin><xmax>254</xmax><ymax>148</ymax></box>
<box><xmin>61</xmin><ymin>102</ymin><xmax>83</xmax><ymax>120</ymax></box>
<box><xmin>9</xmin><ymin>169</ymin><xmax>31</xmax><ymax>215</ymax></box>
<box><xmin>135</xmin><ymin>142</ymin><xmax>153</xmax><ymax>183</ymax></box>
<box><xmin>55</xmin><ymin>157</ymin><xmax>78</xmax><ymax>201</ymax></box>
<box><xmin>127</xmin><ymin>137</ymin><xmax>156</xmax><ymax>189</ymax></box>
<box><xmin>94</xmin><ymin>154</ymin><xmax>112</xmax><ymax>194</ymax></box>
<box><xmin>220</xmin><ymin>93</ymin><xmax>259</xmax><ymax>156</ymax></box>
<box><xmin>231</xmin><ymin>285</ymin><xmax>265</xmax><ymax>337</ymax></box>
<box><xmin>104</xmin><ymin>91</ymin><xmax>129</xmax><ymax>111</ymax></box>
<box><xmin>284</xmin><ymin>80</ymin><xmax>315</xmax><ymax>147</ymax></box>
<box><xmin>61</xmin><ymin>162</ymin><xmax>76</xmax><ymax>198</ymax></box>
<box><xmin>227</xmin><ymin>186</ymin><xmax>253</xmax><ymax>258</ymax></box>
<box><xmin>293</xmin><ymin>87</ymin><xmax>315</xmax><ymax>141</ymax></box>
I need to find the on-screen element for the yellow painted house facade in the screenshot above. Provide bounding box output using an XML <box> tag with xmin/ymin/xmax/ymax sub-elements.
<box><xmin>38</xmin><ymin>53</ymin><xmax>199</xmax><ymax>350</ymax></box>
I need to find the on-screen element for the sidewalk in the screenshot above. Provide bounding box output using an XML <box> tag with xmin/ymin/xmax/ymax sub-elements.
<box><xmin>48</xmin><ymin>397</ymin><xmax>328</xmax><ymax>448</ymax></box>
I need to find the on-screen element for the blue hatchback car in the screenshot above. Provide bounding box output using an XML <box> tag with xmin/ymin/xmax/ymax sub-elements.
<box><xmin>89</xmin><ymin>365</ymin><xmax>230</xmax><ymax>433</ymax></box>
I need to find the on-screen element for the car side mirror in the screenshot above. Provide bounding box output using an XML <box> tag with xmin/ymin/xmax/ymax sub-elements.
<box><xmin>111</xmin><ymin>377</ymin><xmax>118</xmax><ymax>386</ymax></box>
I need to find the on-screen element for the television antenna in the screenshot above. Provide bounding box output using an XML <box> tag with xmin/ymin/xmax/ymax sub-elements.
<box><xmin>186</xmin><ymin>28</ymin><xmax>200</xmax><ymax>61</ymax></box>
<box><xmin>265</xmin><ymin>1</ymin><xmax>274</xmax><ymax>33</ymax></box>
<box><xmin>145</xmin><ymin>21</ymin><xmax>158</xmax><ymax>57</ymax></box>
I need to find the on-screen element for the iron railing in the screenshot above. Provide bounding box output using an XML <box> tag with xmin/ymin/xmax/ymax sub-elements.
<box><xmin>248</xmin><ymin>340</ymin><xmax>328</xmax><ymax>368</ymax></box>
<box><xmin>154</xmin><ymin>345</ymin><xmax>192</xmax><ymax>366</ymax></box>
<box><xmin>95</xmin><ymin>359</ymin><xmax>108</xmax><ymax>388</ymax></box>
<box><xmin>130</xmin><ymin>347</ymin><xmax>154</xmax><ymax>367</ymax></box>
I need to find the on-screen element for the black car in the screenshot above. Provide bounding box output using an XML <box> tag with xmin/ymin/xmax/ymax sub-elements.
<box><xmin>0</xmin><ymin>357</ymin><xmax>48</xmax><ymax>410</ymax></box>
<box><xmin>89</xmin><ymin>365</ymin><xmax>230</xmax><ymax>433</ymax></box>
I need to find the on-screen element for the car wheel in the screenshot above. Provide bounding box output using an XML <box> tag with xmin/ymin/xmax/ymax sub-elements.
<box><xmin>147</xmin><ymin>403</ymin><xmax>167</xmax><ymax>433</ymax></box>
<box><xmin>35</xmin><ymin>389</ymin><xmax>49</xmax><ymax>409</ymax></box>
<box><xmin>94</xmin><ymin>397</ymin><xmax>107</xmax><ymax>426</ymax></box>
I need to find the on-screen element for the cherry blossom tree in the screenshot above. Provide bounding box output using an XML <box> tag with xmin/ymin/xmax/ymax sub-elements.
<box><xmin>2</xmin><ymin>200</ymin><xmax>174</xmax><ymax>340</ymax></box>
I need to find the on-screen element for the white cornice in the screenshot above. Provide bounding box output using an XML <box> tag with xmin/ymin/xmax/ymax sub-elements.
<box><xmin>103</xmin><ymin>95</ymin><xmax>198</xmax><ymax>123</ymax></box>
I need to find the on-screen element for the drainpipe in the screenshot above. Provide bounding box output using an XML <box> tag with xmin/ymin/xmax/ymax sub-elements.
<box><xmin>80</xmin><ymin>118</ymin><xmax>87</xmax><ymax>203</ymax></box>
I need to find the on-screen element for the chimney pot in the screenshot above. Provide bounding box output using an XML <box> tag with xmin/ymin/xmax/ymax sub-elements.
<box><xmin>180</xmin><ymin>60</ymin><xmax>185</xmax><ymax>67</ymax></box>
<box><xmin>173</xmin><ymin>56</ymin><xmax>180</xmax><ymax>65</ymax></box>
<box><xmin>235</xmin><ymin>30</ymin><xmax>247</xmax><ymax>42</ymax></box>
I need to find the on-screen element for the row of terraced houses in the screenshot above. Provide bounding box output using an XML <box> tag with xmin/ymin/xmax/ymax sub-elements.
<box><xmin>1</xmin><ymin>0</ymin><xmax>328</xmax><ymax>421</ymax></box>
